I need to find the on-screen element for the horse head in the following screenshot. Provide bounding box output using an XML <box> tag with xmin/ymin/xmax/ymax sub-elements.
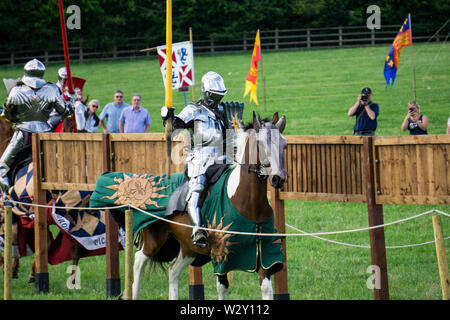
<box><xmin>250</xmin><ymin>111</ymin><xmax>287</xmax><ymax>189</ymax></box>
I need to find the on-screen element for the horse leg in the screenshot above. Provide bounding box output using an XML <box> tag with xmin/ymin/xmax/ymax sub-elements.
<box><xmin>168</xmin><ymin>247</ymin><xmax>195</xmax><ymax>300</ymax></box>
<box><xmin>216</xmin><ymin>273</ymin><xmax>229</xmax><ymax>300</ymax></box>
<box><xmin>258</xmin><ymin>268</ymin><xmax>273</xmax><ymax>300</ymax></box>
<box><xmin>132</xmin><ymin>248</ymin><xmax>151</xmax><ymax>300</ymax></box>
<box><xmin>12</xmin><ymin>258</ymin><xmax>19</xmax><ymax>279</ymax></box>
<box><xmin>28</xmin><ymin>262</ymin><xmax>35</xmax><ymax>283</ymax></box>
<box><xmin>131</xmin><ymin>222</ymin><xmax>169</xmax><ymax>300</ymax></box>
<box><xmin>69</xmin><ymin>243</ymin><xmax>81</xmax><ymax>288</ymax></box>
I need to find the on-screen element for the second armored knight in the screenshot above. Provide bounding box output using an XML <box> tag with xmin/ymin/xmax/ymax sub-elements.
<box><xmin>0</xmin><ymin>59</ymin><xmax>69</xmax><ymax>191</ymax></box>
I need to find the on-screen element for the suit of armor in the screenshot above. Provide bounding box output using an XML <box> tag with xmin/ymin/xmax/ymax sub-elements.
<box><xmin>0</xmin><ymin>59</ymin><xmax>67</xmax><ymax>191</ymax></box>
<box><xmin>162</xmin><ymin>71</ymin><xmax>228</xmax><ymax>247</ymax></box>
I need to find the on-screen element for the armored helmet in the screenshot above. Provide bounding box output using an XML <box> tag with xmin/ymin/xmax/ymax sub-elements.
<box><xmin>22</xmin><ymin>59</ymin><xmax>46</xmax><ymax>89</ymax></box>
<box><xmin>200</xmin><ymin>71</ymin><xmax>227</xmax><ymax>108</ymax></box>
<box><xmin>58</xmin><ymin>67</ymin><xmax>67</xmax><ymax>81</ymax></box>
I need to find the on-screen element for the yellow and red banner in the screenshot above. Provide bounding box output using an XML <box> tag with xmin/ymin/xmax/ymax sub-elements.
<box><xmin>243</xmin><ymin>30</ymin><xmax>261</xmax><ymax>105</ymax></box>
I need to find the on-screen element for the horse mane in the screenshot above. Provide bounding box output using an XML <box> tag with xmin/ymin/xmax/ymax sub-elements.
<box><xmin>233</xmin><ymin>117</ymin><xmax>272</xmax><ymax>167</ymax></box>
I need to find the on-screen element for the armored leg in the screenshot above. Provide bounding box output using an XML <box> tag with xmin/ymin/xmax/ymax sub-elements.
<box><xmin>186</xmin><ymin>175</ymin><xmax>208</xmax><ymax>247</ymax></box>
<box><xmin>0</xmin><ymin>130</ymin><xmax>26</xmax><ymax>191</ymax></box>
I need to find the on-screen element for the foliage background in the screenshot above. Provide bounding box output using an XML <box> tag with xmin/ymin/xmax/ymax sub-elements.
<box><xmin>1</xmin><ymin>0</ymin><xmax>449</xmax><ymax>51</ymax></box>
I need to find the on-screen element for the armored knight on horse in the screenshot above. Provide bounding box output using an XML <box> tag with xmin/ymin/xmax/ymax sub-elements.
<box><xmin>161</xmin><ymin>71</ymin><xmax>231</xmax><ymax>247</ymax></box>
<box><xmin>0</xmin><ymin>59</ymin><xmax>72</xmax><ymax>191</ymax></box>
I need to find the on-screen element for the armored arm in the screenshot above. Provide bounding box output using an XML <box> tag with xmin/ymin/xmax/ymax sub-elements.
<box><xmin>161</xmin><ymin>105</ymin><xmax>194</xmax><ymax>129</ymax></box>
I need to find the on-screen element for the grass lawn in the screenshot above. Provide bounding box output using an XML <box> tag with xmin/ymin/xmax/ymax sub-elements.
<box><xmin>0</xmin><ymin>42</ymin><xmax>449</xmax><ymax>300</ymax></box>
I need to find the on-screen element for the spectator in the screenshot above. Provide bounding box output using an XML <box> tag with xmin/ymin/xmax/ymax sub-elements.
<box><xmin>119</xmin><ymin>94</ymin><xmax>151</xmax><ymax>133</ymax></box>
<box><xmin>99</xmin><ymin>90</ymin><xmax>129</xmax><ymax>133</ymax></box>
<box><xmin>348</xmin><ymin>87</ymin><xmax>379</xmax><ymax>136</ymax></box>
<box><xmin>85</xmin><ymin>99</ymin><xmax>100</xmax><ymax>133</ymax></box>
<box><xmin>401</xmin><ymin>101</ymin><xmax>428</xmax><ymax>135</ymax></box>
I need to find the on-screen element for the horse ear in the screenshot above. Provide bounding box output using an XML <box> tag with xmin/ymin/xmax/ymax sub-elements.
<box><xmin>272</xmin><ymin>112</ymin><xmax>279</xmax><ymax>125</ymax></box>
<box><xmin>275</xmin><ymin>116</ymin><xmax>286</xmax><ymax>133</ymax></box>
<box><xmin>253</xmin><ymin>111</ymin><xmax>261</xmax><ymax>132</ymax></box>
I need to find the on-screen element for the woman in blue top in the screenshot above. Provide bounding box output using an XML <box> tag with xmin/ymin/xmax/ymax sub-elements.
<box><xmin>401</xmin><ymin>101</ymin><xmax>428</xmax><ymax>135</ymax></box>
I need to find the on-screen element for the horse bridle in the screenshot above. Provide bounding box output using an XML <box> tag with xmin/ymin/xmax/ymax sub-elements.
<box><xmin>234</xmin><ymin>159</ymin><xmax>269</xmax><ymax>180</ymax></box>
<box><xmin>233</xmin><ymin>139</ymin><xmax>270</xmax><ymax>180</ymax></box>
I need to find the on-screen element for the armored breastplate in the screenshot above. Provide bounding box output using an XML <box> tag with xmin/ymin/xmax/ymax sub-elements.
<box><xmin>6</xmin><ymin>84</ymin><xmax>65</xmax><ymax>132</ymax></box>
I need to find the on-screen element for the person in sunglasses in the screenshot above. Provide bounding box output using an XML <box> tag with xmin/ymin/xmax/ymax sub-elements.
<box><xmin>85</xmin><ymin>99</ymin><xmax>100</xmax><ymax>133</ymax></box>
<box><xmin>99</xmin><ymin>90</ymin><xmax>129</xmax><ymax>133</ymax></box>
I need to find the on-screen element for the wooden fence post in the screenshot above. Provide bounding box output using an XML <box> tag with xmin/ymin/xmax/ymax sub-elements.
<box><xmin>32</xmin><ymin>133</ymin><xmax>49</xmax><ymax>294</ymax></box>
<box><xmin>432</xmin><ymin>215</ymin><xmax>450</xmax><ymax>300</ymax></box>
<box><xmin>306</xmin><ymin>28</ymin><xmax>311</xmax><ymax>48</ymax></box>
<box><xmin>270</xmin><ymin>186</ymin><xmax>289</xmax><ymax>300</ymax></box>
<box><xmin>338</xmin><ymin>26</ymin><xmax>343</xmax><ymax>47</ymax></box>
<box><xmin>124</xmin><ymin>209</ymin><xmax>133</xmax><ymax>300</ymax></box>
<box><xmin>3</xmin><ymin>206</ymin><xmax>13</xmax><ymax>300</ymax></box>
<box><xmin>103</xmin><ymin>133</ymin><xmax>121</xmax><ymax>298</ymax></box>
<box><xmin>363</xmin><ymin>136</ymin><xmax>389</xmax><ymax>300</ymax></box>
<box><xmin>79</xmin><ymin>39</ymin><xmax>83</xmax><ymax>62</ymax></box>
<box><xmin>275</xmin><ymin>28</ymin><xmax>279</xmax><ymax>50</ymax></box>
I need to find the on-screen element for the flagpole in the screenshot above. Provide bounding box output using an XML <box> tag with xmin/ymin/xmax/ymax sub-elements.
<box><xmin>164</xmin><ymin>0</ymin><xmax>173</xmax><ymax>178</ymax></box>
<box><xmin>189</xmin><ymin>27</ymin><xmax>195</xmax><ymax>102</ymax></box>
<box><xmin>258</xmin><ymin>29</ymin><xmax>267</xmax><ymax>112</ymax></box>
<box><xmin>58</xmin><ymin>0</ymin><xmax>73</xmax><ymax>94</ymax></box>
<box><xmin>409</xmin><ymin>13</ymin><xmax>417</xmax><ymax>102</ymax></box>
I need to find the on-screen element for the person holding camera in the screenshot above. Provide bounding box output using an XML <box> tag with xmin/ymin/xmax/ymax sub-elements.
<box><xmin>401</xmin><ymin>101</ymin><xmax>428</xmax><ymax>135</ymax></box>
<box><xmin>348</xmin><ymin>87</ymin><xmax>379</xmax><ymax>136</ymax></box>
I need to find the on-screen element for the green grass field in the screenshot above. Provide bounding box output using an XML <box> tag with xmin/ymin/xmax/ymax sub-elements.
<box><xmin>0</xmin><ymin>43</ymin><xmax>449</xmax><ymax>300</ymax></box>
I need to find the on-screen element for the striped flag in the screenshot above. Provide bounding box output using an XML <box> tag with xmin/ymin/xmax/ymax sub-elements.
<box><xmin>243</xmin><ymin>30</ymin><xmax>261</xmax><ymax>105</ymax></box>
<box><xmin>384</xmin><ymin>15</ymin><xmax>412</xmax><ymax>87</ymax></box>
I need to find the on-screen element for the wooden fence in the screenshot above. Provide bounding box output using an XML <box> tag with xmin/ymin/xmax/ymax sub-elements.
<box><xmin>1</xmin><ymin>24</ymin><xmax>446</xmax><ymax>66</ymax></box>
<box><xmin>30</xmin><ymin>133</ymin><xmax>450</xmax><ymax>299</ymax></box>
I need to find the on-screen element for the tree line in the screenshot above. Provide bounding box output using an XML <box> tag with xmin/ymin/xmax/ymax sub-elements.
<box><xmin>1</xmin><ymin>0</ymin><xmax>448</xmax><ymax>51</ymax></box>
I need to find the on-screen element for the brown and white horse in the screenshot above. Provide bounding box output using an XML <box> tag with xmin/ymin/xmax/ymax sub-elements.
<box><xmin>132</xmin><ymin>112</ymin><xmax>287</xmax><ymax>300</ymax></box>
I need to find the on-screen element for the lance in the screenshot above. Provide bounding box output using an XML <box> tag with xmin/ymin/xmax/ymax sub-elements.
<box><xmin>58</xmin><ymin>0</ymin><xmax>74</xmax><ymax>94</ymax></box>
<box><xmin>165</xmin><ymin>0</ymin><xmax>173</xmax><ymax>178</ymax></box>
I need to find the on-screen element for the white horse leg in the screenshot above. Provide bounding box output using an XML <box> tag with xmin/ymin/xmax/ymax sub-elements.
<box><xmin>216</xmin><ymin>274</ymin><xmax>229</xmax><ymax>300</ymax></box>
<box><xmin>260</xmin><ymin>277</ymin><xmax>273</xmax><ymax>300</ymax></box>
<box><xmin>168</xmin><ymin>250</ymin><xmax>195</xmax><ymax>300</ymax></box>
<box><xmin>132</xmin><ymin>249</ymin><xmax>151</xmax><ymax>300</ymax></box>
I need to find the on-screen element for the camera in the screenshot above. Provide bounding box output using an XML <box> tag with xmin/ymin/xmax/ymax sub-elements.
<box><xmin>361</xmin><ymin>94</ymin><xmax>369</xmax><ymax>102</ymax></box>
<box><xmin>408</xmin><ymin>107</ymin><xmax>414</xmax><ymax>112</ymax></box>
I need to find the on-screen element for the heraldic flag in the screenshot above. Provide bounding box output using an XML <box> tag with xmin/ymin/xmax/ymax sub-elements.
<box><xmin>243</xmin><ymin>30</ymin><xmax>261</xmax><ymax>105</ymax></box>
<box><xmin>384</xmin><ymin>15</ymin><xmax>412</xmax><ymax>87</ymax></box>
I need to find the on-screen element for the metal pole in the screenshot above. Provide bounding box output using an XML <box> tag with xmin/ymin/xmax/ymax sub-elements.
<box><xmin>409</xmin><ymin>13</ymin><xmax>417</xmax><ymax>101</ymax></box>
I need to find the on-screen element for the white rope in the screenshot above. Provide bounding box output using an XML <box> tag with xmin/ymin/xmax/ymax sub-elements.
<box><xmin>2</xmin><ymin>198</ymin><xmax>129</xmax><ymax>211</ymax></box>
<box><xmin>2</xmin><ymin>198</ymin><xmax>448</xmax><ymax>239</ymax></box>
<box><xmin>286</xmin><ymin>223</ymin><xmax>450</xmax><ymax>249</ymax></box>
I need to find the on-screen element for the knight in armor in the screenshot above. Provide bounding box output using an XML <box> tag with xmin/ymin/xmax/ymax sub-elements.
<box><xmin>161</xmin><ymin>71</ymin><xmax>229</xmax><ymax>247</ymax></box>
<box><xmin>47</xmin><ymin>67</ymin><xmax>68</xmax><ymax>129</ymax></box>
<box><xmin>0</xmin><ymin>59</ymin><xmax>69</xmax><ymax>191</ymax></box>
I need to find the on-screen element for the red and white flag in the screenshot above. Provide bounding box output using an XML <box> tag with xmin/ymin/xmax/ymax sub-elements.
<box><xmin>157</xmin><ymin>41</ymin><xmax>195</xmax><ymax>89</ymax></box>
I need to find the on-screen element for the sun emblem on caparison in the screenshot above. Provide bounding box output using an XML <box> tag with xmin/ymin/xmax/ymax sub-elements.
<box><xmin>207</xmin><ymin>213</ymin><xmax>238</xmax><ymax>265</ymax></box>
<box><xmin>101</xmin><ymin>173</ymin><xmax>169</xmax><ymax>209</ymax></box>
